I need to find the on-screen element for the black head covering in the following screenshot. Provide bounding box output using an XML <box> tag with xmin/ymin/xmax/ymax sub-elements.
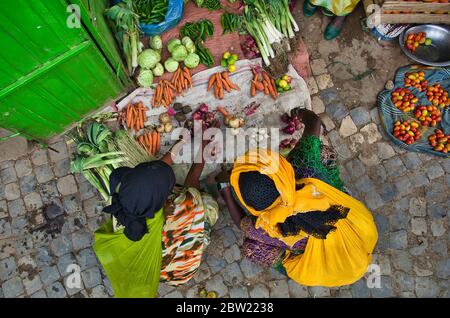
<box><xmin>238</xmin><ymin>171</ymin><xmax>280</xmax><ymax>211</ymax></box>
<box><xmin>103</xmin><ymin>160</ymin><xmax>176</xmax><ymax>241</ymax></box>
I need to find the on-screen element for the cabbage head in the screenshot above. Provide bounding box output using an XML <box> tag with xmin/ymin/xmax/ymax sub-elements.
<box><xmin>171</xmin><ymin>45</ymin><xmax>188</xmax><ymax>62</ymax></box>
<box><xmin>137</xmin><ymin>49</ymin><xmax>160</xmax><ymax>69</ymax></box>
<box><xmin>137</xmin><ymin>69</ymin><xmax>154</xmax><ymax>87</ymax></box>
<box><xmin>167</xmin><ymin>38</ymin><xmax>181</xmax><ymax>53</ymax></box>
<box><xmin>181</xmin><ymin>37</ymin><xmax>196</xmax><ymax>54</ymax></box>
<box><xmin>184</xmin><ymin>53</ymin><xmax>200</xmax><ymax>69</ymax></box>
<box><xmin>164</xmin><ymin>58</ymin><xmax>179</xmax><ymax>73</ymax></box>
<box><xmin>152</xmin><ymin>63</ymin><xmax>164</xmax><ymax>77</ymax></box>
<box><xmin>150</xmin><ymin>35</ymin><xmax>162</xmax><ymax>51</ymax></box>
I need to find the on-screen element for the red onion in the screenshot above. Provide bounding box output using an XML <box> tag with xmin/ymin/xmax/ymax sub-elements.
<box><xmin>199</xmin><ymin>103</ymin><xmax>209</xmax><ymax>113</ymax></box>
<box><xmin>281</xmin><ymin>113</ymin><xmax>291</xmax><ymax>124</ymax></box>
<box><xmin>282</xmin><ymin>124</ymin><xmax>296</xmax><ymax>135</ymax></box>
<box><xmin>192</xmin><ymin>110</ymin><xmax>203</xmax><ymax>120</ymax></box>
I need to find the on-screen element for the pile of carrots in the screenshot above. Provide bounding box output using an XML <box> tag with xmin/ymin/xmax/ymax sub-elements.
<box><xmin>251</xmin><ymin>69</ymin><xmax>278</xmax><ymax>99</ymax></box>
<box><xmin>137</xmin><ymin>129</ymin><xmax>160</xmax><ymax>156</ymax></box>
<box><xmin>151</xmin><ymin>66</ymin><xmax>192</xmax><ymax>108</ymax></box>
<box><xmin>124</xmin><ymin>102</ymin><xmax>149</xmax><ymax>131</ymax></box>
<box><xmin>207</xmin><ymin>71</ymin><xmax>240</xmax><ymax>100</ymax></box>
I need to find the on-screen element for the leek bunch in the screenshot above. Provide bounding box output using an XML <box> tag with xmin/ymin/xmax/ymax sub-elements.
<box><xmin>242</xmin><ymin>0</ymin><xmax>299</xmax><ymax>66</ymax></box>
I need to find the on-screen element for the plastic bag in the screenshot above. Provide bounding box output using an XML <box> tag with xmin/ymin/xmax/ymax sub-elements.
<box><xmin>111</xmin><ymin>0</ymin><xmax>184</xmax><ymax>36</ymax></box>
<box><xmin>140</xmin><ymin>0</ymin><xmax>184</xmax><ymax>36</ymax></box>
<box><xmin>93</xmin><ymin>209</ymin><xmax>164</xmax><ymax>298</ymax></box>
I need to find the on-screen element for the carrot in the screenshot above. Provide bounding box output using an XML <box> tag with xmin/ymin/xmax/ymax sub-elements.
<box><xmin>183</xmin><ymin>67</ymin><xmax>192</xmax><ymax>89</ymax></box>
<box><xmin>126</xmin><ymin>106</ymin><xmax>132</xmax><ymax>127</ymax></box>
<box><xmin>147</xmin><ymin>132</ymin><xmax>153</xmax><ymax>155</ymax></box>
<box><xmin>218</xmin><ymin>87</ymin><xmax>224</xmax><ymax>99</ymax></box>
<box><xmin>166</xmin><ymin>80</ymin><xmax>176</xmax><ymax>90</ymax></box>
<box><xmin>270</xmin><ymin>78</ymin><xmax>278</xmax><ymax>98</ymax></box>
<box><xmin>253</xmin><ymin>80</ymin><xmax>264</xmax><ymax>91</ymax></box>
<box><xmin>152</xmin><ymin>131</ymin><xmax>158</xmax><ymax>155</ymax></box>
<box><xmin>251</xmin><ymin>68</ymin><xmax>257</xmax><ymax>76</ymax></box>
<box><xmin>262</xmin><ymin>71</ymin><xmax>271</xmax><ymax>84</ymax></box>
<box><xmin>207</xmin><ymin>75</ymin><xmax>216</xmax><ymax>91</ymax></box>
<box><xmin>263</xmin><ymin>80</ymin><xmax>270</xmax><ymax>95</ymax></box>
<box><xmin>222</xmin><ymin>78</ymin><xmax>231</xmax><ymax>92</ymax></box>
<box><xmin>216</xmin><ymin>73</ymin><xmax>223</xmax><ymax>90</ymax></box>
<box><xmin>184</xmin><ymin>79</ymin><xmax>189</xmax><ymax>91</ymax></box>
<box><xmin>217</xmin><ymin>106</ymin><xmax>229</xmax><ymax>117</ymax></box>
<box><xmin>156</xmin><ymin>132</ymin><xmax>161</xmax><ymax>153</ymax></box>
<box><xmin>251</xmin><ymin>81</ymin><xmax>256</xmax><ymax>97</ymax></box>
<box><xmin>229</xmin><ymin>81</ymin><xmax>240</xmax><ymax>91</ymax></box>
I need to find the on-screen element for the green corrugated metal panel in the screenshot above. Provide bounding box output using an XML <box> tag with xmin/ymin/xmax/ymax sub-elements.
<box><xmin>0</xmin><ymin>0</ymin><xmax>131</xmax><ymax>141</ymax></box>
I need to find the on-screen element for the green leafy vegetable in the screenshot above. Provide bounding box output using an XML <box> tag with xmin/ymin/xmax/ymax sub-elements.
<box><xmin>164</xmin><ymin>58</ymin><xmax>179</xmax><ymax>72</ymax></box>
<box><xmin>134</xmin><ymin>0</ymin><xmax>168</xmax><ymax>24</ymax></box>
<box><xmin>181</xmin><ymin>36</ymin><xmax>196</xmax><ymax>53</ymax></box>
<box><xmin>150</xmin><ymin>35</ymin><xmax>163</xmax><ymax>50</ymax></box>
<box><xmin>167</xmin><ymin>38</ymin><xmax>182</xmax><ymax>53</ymax></box>
<box><xmin>184</xmin><ymin>53</ymin><xmax>200</xmax><ymax>69</ymax></box>
<box><xmin>152</xmin><ymin>63</ymin><xmax>164</xmax><ymax>76</ymax></box>
<box><xmin>137</xmin><ymin>69</ymin><xmax>154</xmax><ymax>87</ymax></box>
<box><xmin>171</xmin><ymin>45</ymin><xmax>188</xmax><ymax>62</ymax></box>
<box><xmin>137</xmin><ymin>49</ymin><xmax>161</xmax><ymax>69</ymax></box>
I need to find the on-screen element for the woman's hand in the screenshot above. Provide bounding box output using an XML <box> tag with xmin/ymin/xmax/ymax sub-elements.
<box><xmin>290</xmin><ymin>108</ymin><xmax>322</xmax><ymax>137</ymax></box>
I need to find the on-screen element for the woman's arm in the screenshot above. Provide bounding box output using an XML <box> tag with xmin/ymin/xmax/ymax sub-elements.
<box><xmin>160</xmin><ymin>139</ymin><xmax>186</xmax><ymax>166</ymax></box>
<box><xmin>290</xmin><ymin>108</ymin><xmax>322</xmax><ymax>137</ymax></box>
<box><xmin>215</xmin><ymin>170</ymin><xmax>246</xmax><ymax>228</ymax></box>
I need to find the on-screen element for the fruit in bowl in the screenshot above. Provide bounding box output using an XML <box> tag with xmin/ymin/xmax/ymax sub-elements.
<box><xmin>428</xmin><ymin>129</ymin><xmax>450</xmax><ymax>154</ymax></box>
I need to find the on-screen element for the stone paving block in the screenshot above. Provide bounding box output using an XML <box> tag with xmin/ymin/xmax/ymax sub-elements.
<box><xmin>240</xmin><ymin>258</ymin><xmax>264</xmax><ymax>279</ymax></box>
<box><xmin>384</xmin><ymin>157</ymin><xmax>407</xmax><ymax>178</ymax></box>
<box><xmin>30</xmin><ymin>290</ymin><xmax>47</xmax><ymax>298</ymax></box>
<box><xmin>35</xmin><ymin>247</ymin><xmax>54</xmax><ymax>267</ymax></box>
<box><xmin>46</xmin><ymin>281</ymin><xmax>67</xmax><ymax>298</ymax></box>
<box><xmin>62</xmin><ymin>195</ymin><xmax>82</xmax><ymax>215</ymax></box>
<box><xmin>350</xmin><ymin>278</ymin><xmax>370</xmax><ymax>298</ymax></box>
<box><xmin>441</xmin><ymin>159</ymin><xmax>450</xmax><ymax>173</ymax></box>
<box><xmin>50</xmin><ymin>236</ymin><xmax>73</xmax><ymax>257</ymax></box>
<box><xmin>81</xmin><ymin>267</ymin><xmax>102</xmax><ymax>289</ymax></box>
<box><xmin>325</xmin><ymin>100</ymin><xmax>348</xmax><ymax>122</ymax></box>
<box><xmin>76</xmin><ymin>248</ymin><xmax>98</xmax><ymax>271</ymax></box>
<box><xmin>0</xmin><ymin>200</ymin><xmax>7</xmax><ymax>219</ymax></box>
<box><xmin>310</xmin><ymin>58</ymin><xmax>327</xmax><ymax>76</ymax></box>
<box><xmin>19</xmin><ymin>174</ymin><xmax>37</xmax><ymax>195</ymax></box>
<box><xmin>57</xmin><ymin>175</ymin><xmax>78</xmax><ymax>196</ymax></box>
<box><xmin>49</xmin><ymin>141</ymin><xmax>69</xmax><ymax>163</ymax></box>
<box><xmin>157</xmin><ymin>282</ymin><xmax>175</xmax><ymax>297</ymax></box>
<box><xmin>53</xmin><ymin>159</ymin><xmax>71</xmax><ymax>178</ymax></box>
<box><xmin>354</xmin><ymin>175</ymin><xmax>375</xmax><ymax>194</ymax></box>
<box><xmin>311</xmin><ymin>96</ymin><xmax>325</xmax><ymax>114</ymax></box>
<box><xmin>0</xmin><ymin>167</ymin><xmax>17</xmax><ymax>184</ymax></box>
<box><xmin>370</xmin><ymin>107</ymin><xmax>380</xmax><ymax>124</ymax></box>
<box><xmin>193</xmin><ymin>263</ymin><xmax>211</xmax><ymax>283</ymax></box>
<box><xmin>370</xmin><ymin>276</ymin><xmax>394</xmax><ymax>298</ymax></box>
<box><xmin>410</xmin><ymin>171</ymin><xmax>429</xmax><ymax>188</ymax></box>
<box><xmin>316</xmin><ymin>74</ymin><xmax>334</xmax><ymax>90</ymax></box>
<box><xmin>393</xmin><ymin>176</ymin><xmax>413</xmax><ymax>197</ymax></box>
<box><xmin>411</xmin><ymin>218</ymin><xmax>427</xmax><ymax>236</ymax></box>
<box><xmin>83</xmin><ymin>197</ymin><xmax>103</xmax><ymax>218</ymax></box>
<box><xmin>350</xmin><ymin>106</ymin><xmax>371</xmax><ymax>127</ymax></box>
<box><xmin>0</xmin><ymin>160</ymin><xmax>14</xmax><ymax>170</ymax></box>
<box><xmin>57</xmin><ymin>253</ymin><xmax>77</xmax><ymax>276</ymax></box>
<box><xmin>163</xmin><ymin>290</ymin><xmax>183</xmax><ymax>298</ymax></box>
<box><xmin>2</xmin><ymin>276</ymin><xmax>23</xmax><ymax>298</ymax></box>
<box><xmin>430</xmin><ymin>219</ymin><xmax>446</xmax><ymax>237</ymax></box>
<box><xmin>15</xmin><ymin>159</ymin><xmax>32</xmax><ymax>178</ymax></box>
<box><xmin>71</xmin><ymin>231</ymin><xmax>93</xmax><ymax>251</ymax></box>
<box><xmin>35</xmin><ymin>165</ymin><xmax>55</xmax><ymax>184</ymax></box>
<box><xmin>269</xmin><ymin>280</ymin><xmax>289</xmax><ymax>298</ymax></box>
<box><xmin>310</xmin><ymin>286</ymin><xmax>331</xmax><ymax>298</ymax></box>
<box><xmin>205</xmin><ymin>275</ymin><xmax>228</xmax><ymax>298</ymax></box>
<box><xmin>335</xmin><ymin>143</ymin><xmax>353</xmax><ymax>160</ymax></box>
<box><xmin>319</xmin><ymin>87</ymin><xmax>338</xmax><ymax>105</ymax></box>
<box><xmin>229</xmin><ymin>285</ymin><xmax>249</xmax><ymax>298</ymax></box>
<box><xmin>206</xmin><ymin>254</ymin><xmax>226</xmax><ymax>275</ymax></box>
<box><xmin>436</xmin><ymin>259</ymin><xmax>449</xmax><ymax>279</ymax></box>
<box><xmin>376</xmin><ymin>142</ymin><xmax>396</xmax><ymax>160</ymax></box>
<box><xmin>389</xmin><ymin>210</ymin><xmax>410</xmax><ymax>231</ymax></box>
<box><xmin>23</xmin><ymin>192</ymin><xmax>43</xmax><ymax>211</ymax></box>
<box><xmin>249</xmin><ymin>283</ymin><xmax>269</xmax><ymax>298</ymax></box>
<box><xmin>394</xmin><ymin>272</ymin><xmax>415</xmax><ymax>292</ymax></box>
<box><xmin>415</xmin><ymin>277</ymin><xmax>440</xmax><ymax>298</ymax></box>
<box><xmin>8</xmin><ymin>198</ymin><xmax>25</xmax><ymax>217</ymax></box>
<box><xmin>11</xmin><ymin>216</ymin><xmax>28</xmax><ymax>235</ymax></box>
<box><xmin>31</xmin><ymin>149</ymin><xmax>48</xmax><ymax>166</ymax></box>
<box><xmin>360</xmin><ymin>123</ymin><xmax>382</xmax><ymax>144</ymax></box>
<box><xmin>224</xmin><ymin>244</ymin><xmax>241</xmax><ymax>264</ymax></box>
<box><xmin>0</xmin><ymin>219</ymin><xmax>12</xmax><ymax>239</ymax></box>
<box><xmin>40</xmin><ymin>266</ymin><xmax>61</xmax><ymax>286</ymax></box>
<box><xmin>390</xmin><ymin>230</ymin><xmax>408</xmax><ymax>250</ymax></box>
<box><xmin>79</xmin><ymin>181</ymin><xmax>96</xmax><ymax>201</ymax></box>
<box><xmin>364</xmin><ymin>192</ymin><xmax>385</xmax><ymax>211</ymax></box>
<box><xmin>409</xmin><ymin>237</ymin><xmax>428</xmax><ymax>256</ymax></box>
<box><xmin>402</xmin><ymin>152</ymin><xmax>421</xmax><ymax>170</ymax></box>
<box><xmin>426</xmin><ymin>162</ymin><xmax>445</xmax><ymax>180</ymax></box>
<box><xmin>4</xmin><ymin>183</ymin><xmax>20</xmax><ymax>201</ymax></box>
<box><xmin>23</xmin><ymin>275</ymin><xmax>43</xmax><ymax>295</ymax></box>
<box><xmin>339</xmin><ymin>116</ymin><xmax>357</xmax><ymax>138</ymax></box>
<box><xmin>431</xmin><ymin>240</ymin><xmax>447</xmax><ymax>256</ymax></box>
<box><xmin>306</xmin><ymin>77</ymin><xmax>319</xmax><ymax>95</ymax></box>
<box><xmin>287</xmin><ymin>280</ymin><xmax>308</xmax><ymax>298</ymax></box>
<box><xmin>425</xmin><ymin>181</ymin><xmax>447</xmax><ymax>203</ymax></box>
<box><xmin>90</xmin><ymin>285</ymin><xmax>109</xmax><ymax>298</ymax></box>
<box><xmin>222</xmin><ymin>263</ymin><xmax>244</xmax><ymax>285</ymax></box>
<box><xmin>409</xmin><ymin>197</ymin><xmax>427</xmax><ymax>217</ymax></box>
<box><xmin>0</xmin><ymin>256</ymin><xmax>17</xmax><ymax>281</ymax></box>
<box><xmin>348</xmin><ymin>133</ymin><xmax>364</xmax><ymax>153</ymax></box>
<box><xmin>392</xmin><ymin>250</ymin><xmax>412</xmax><ymax>272</ymax></box>
<box><xmin>358</xmin><ymin>151</ymin><xmax>380</xmax><ymax>167</ymax></box>
<box><xmin>15</xmin><ymin>237</ymin><xmax>34</xmax><ymax>257</ymax></box>
<box><xmin>319</xmin><ymin>114</ymin><xmax>335</xmax><ymax>131</ymax></box>
<box><xmin>378</xmin><ymin>183</ymin><xmax>398</xmax><ymax>203</ymax></box>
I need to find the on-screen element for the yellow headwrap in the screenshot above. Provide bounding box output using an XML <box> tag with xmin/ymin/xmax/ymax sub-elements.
<box><xmin>230</xmin><ymin>149</ymin><xmax>378</xmax><ymax>287</ymax></box>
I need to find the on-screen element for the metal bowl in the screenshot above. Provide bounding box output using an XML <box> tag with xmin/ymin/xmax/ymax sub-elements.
<box><xmin>399</xmin><ymin>25</ymin><xmax>450</xmax><ymax>67</ymax></box>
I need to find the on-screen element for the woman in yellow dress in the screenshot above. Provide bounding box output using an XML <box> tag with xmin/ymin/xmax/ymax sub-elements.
<box><xmin>303</xmin><ymin>0</ymin><xmax>361</xmax><ymax>40</ymax></box>
<box><xmin>216</xmin><ymin>109</ymin><xmax>378</xmax><ymax>287</ymax></box>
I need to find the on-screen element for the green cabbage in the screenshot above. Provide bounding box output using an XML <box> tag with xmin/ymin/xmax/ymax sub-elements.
<box><xmin>152</xmin><ymin>63</ymin><xmax>164</xmax><ymax>77</ymax></box>
<box><xmin>181</xmin><ymin>36</ymin><xmax>196</xmax><ymax>54</ymax></box>
<box><xmin>137</xmin><ymin>69</ymin><xmax>154</xmax><ymax>87</ymax></box>
<box><xmin>171</xmin><ymin>45</ymin><xmax>188</xmax><ymax>62</ymax></box>
<box><xmin>137</xmin><ymin>49</ymin><xmax>160</xmax><ymax>69</ymax></box>
<box><xmin>184</xmin><ymin>53</ymin><xmax>200</xmax><ymax>69</ymax></box>
<box><xmin>167</xmin><ymin>38</ymin><xmax>181</xmax><ymax>53</ymax></box>
<box><xmin>164</xmin><ymin>58</ymin><xmax>179</xmax><ymax>73</ymax></box>
<box><xmin>150</xmin><ymin>35</ymin><xmax>162</xmax><ymax>51</ymax></box>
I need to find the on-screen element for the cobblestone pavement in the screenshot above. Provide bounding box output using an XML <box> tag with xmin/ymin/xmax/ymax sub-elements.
<box><xmin>1</xmin><ymin>11</ymin><xmax>449</xmax><ymax>300</ymax></box>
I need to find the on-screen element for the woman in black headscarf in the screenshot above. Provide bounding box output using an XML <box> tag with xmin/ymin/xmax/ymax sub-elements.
<box><xmin>94</xmin><ymin>138</ymin><xmax>219</xmax><ymax>298</ymax></box>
